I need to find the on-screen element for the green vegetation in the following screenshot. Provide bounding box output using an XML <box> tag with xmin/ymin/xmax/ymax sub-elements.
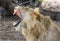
<box><xmin>38</xmin><ymin>0</ymin><xmax>43</xmax><ymax>3</ymax></box>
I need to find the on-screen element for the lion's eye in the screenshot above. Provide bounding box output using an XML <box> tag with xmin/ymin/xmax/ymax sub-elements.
<box><xmin>36</xmin><ymin>15</ymin><xmax>41</xmax><ymax>22</ymax></box>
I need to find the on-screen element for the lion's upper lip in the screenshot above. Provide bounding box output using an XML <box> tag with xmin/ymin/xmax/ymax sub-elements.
<box><xmin>13</xmin><ymin>9</ymin><xmax>22</xmax><ymax>18</ymax></box>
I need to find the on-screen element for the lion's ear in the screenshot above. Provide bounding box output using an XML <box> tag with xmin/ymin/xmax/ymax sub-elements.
<box><xmin>33</xmin><ymin>8</ymin><xmax>40</xmax><ymax>14</ymax></box>
<box><xmin>33</xmin><ymin>8</ymin><xmax>44</xmax><ymax>21</ymax></box>
<box><xmin>44</xmin><ymin>16</ymin><xmax>52</xmax><ymax>29</ymax></box>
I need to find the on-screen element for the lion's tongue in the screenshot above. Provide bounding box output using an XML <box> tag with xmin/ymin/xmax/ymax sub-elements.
<box><xmin>14</xmin><ymin>9</ymin><xmax>22</xmax><ymax>18</ymax></box>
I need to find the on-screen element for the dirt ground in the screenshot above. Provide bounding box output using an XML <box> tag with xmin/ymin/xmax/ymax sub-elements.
<box><xmin>0</xmin><ymin>16</ymin><xmax>60</xmax><ymax>41</ymax></box>
<box><xmin>0</xmin><ymin>16</ymin><xmax>25</xmax><ymax>41</ymax></box>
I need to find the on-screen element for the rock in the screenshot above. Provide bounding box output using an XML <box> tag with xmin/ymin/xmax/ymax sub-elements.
<box><xmin>41</xmin><ymin>0</ymin><xmax>60</xmax><ymax>12</ymax></box>
<box><xmin>57</xmin><ymin>13</ymin><xmax>60</xmax><ymax>21</ymax></box>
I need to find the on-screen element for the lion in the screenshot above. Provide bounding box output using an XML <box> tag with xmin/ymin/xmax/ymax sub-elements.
<box><xmin>14</xmin><ymin>6</ymin><xmax>60</xmax><ymax>41</ymax></box>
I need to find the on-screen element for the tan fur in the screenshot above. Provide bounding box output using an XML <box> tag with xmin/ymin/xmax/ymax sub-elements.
<box><xmin>15</xmin><ymin>7</ymin><xmax>60</xmax><ymax>41</ymax></box>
